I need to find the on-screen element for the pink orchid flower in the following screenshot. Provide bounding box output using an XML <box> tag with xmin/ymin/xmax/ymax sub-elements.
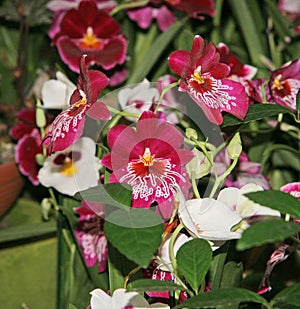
<box><xmin>266</xmin><ymin>59</ymin><xmax>300</xmax><ymax>111</ymax></box>
<box><xmin>101</xmin><ymin>111</ymin><xmax>193</xmax><ymax>215</ymax></box>
<box><xmin>127</xmin><ymin>0</ymin><xmax>215</xmax><ymax>31</ymax></box>
<box><xmin>15</xmin><ymin>128</ymin><xmax>42</xmax><ymax>186</ymax></box>
<box><xmin>52</xmin><ymin>0</ymin><xmax>127</xmax><ymax>73</ymax></box>
<box><xmin>75</xmin><ymin>202</ymin><xmax>108</xmax><ymax>272</ymax></box>
<box><xmin>168</xmin><ymin>35</ymin><xmax>249</xmax><ymax>125</ymax></box>
<box><xmin>43</xmin><ymin>55</ymin><xmax>110</xmax><ymax>154</ymax></box>
<box><xmin>215</xmin><ymin>150</ymin><xmax>270</xmax><ymax>190</ymax></box>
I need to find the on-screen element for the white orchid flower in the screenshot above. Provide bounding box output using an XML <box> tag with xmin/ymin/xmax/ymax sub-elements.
<box><xmin>38</xmin><ymin>137</ymin><xmax>100</xmax><ymax>196</ymax></box>
<box><xmin>41</xmin><ymin>71</ymin><xmax>76</xmax><ymax>109</ymax></box>
<box><xmin>217</xmin><ymin>183</ymin><xmax>281</xmax><ymax>219</ymax></box>
<box><xmin>174</xmin><ymin>185</ymin><xmax>242</xmax><ymax>245</ymax></box>
<box><xmin>118</xmin><ymin>79</ymin><xmax>159</xmax><ymax>121</ymax></box>
<box><xmin>90</xmin><ymin>288</ymin><xmax>170</xmax><ymax>309</ymax></box>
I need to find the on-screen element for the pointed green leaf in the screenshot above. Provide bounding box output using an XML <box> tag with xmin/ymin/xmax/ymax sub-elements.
<box><xmin>74</xmin><ymin>183</ymin><xmax>132</xmax><ymax>209</ymax></box>
<box><xmin>174</xmin><ymin>288</ymin><xmax>269</xmax><ymax>308</ymax></box>
<box><xmin>222</xmin><ymin>104</ymin><xmax>291</xmax><ymax>127</ymax></box>
<box><xmin>271</xmin><ymin>281</ymin><xmax>300</xmax><ymax>307</ymax></box>
<box><xmin>237</xmin><ymin>218</ymin><xmax>300</xmax><ymax>251</ymax></box>
<box><xmin>126</xmin><ymin>19</ymin><xmax>185</xmax><ymax>84</ymax></box>
<box><xmin>128</xmin><ymin>279</ymin><xmax>184</xmax><ymax>292</ymax></box>
<box><xmin>296</xmin><ymin>89</ymin><xmax>300</xmax><ymax>113</ymax></box>
<box><xmin>227</xmin><ymin>0</ymin><xmax>265</xmax><ymax>67</ymax></box>
<box><xmin>104</xmin><ymin>209</ymin><xmax>164</xmax><ymax>268</ymax></box>
<box><xmin>176</xmin><ymin>238</ymin><xmax>212</xmax><ymax>293</ymax></box>
<box><xmin>245</xmin><ymin>190</ymin><xmax>300</xmax><ymax>219</ymax></box>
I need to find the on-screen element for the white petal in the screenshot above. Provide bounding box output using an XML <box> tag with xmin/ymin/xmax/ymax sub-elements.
<box><xmin>217</xmin><ymin>187</ymin><xmax>240</xmax><ymax>211</ymax></box>
<box><xmin>112</xmin><ymin>288</ymin><xmax>149</xmax><ymax>308</ymax></box>
<box><xmin>38</xmin><ymin>137</ymin><xmax>99</xmax><ymax>196</ymax></box>
<box><xmin>185</xmin><ymin>198</ymin><xmax>242</xmax><ymax>235</ymax></box>
<box><xmin>41</xmin><ymin>80</ymin><xmax>69</xmax><ymax>109</ymax></box>
<box><xmin>90</xmin><ymin>288</ymin><xmax>112</xmax><ymax>309</ymax></box>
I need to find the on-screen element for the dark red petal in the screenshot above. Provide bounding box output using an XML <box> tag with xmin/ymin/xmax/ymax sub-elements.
<box><xmin>60</xmin><ymin>9</ymin><xmax>86</xmax><ymax>38</ymax></box>
<box><xmin>91</xmin><ymin>35</ymin><xmax>127</xmax><ymax>70</ymax></box>
<box><xmin>86</xmin><ymin>101</ymin><xmax>111</xmax><ymax>120</ymax></box>
<box><xmin>15</xmin><ymin>109</ymin><xmax>36</xmax><ymax>124</ymax></box>
<box><xmin>168</xmin><ymin>50</ymin><xmax>191</xmax><ymax>77</ymax></box>
<box><xmin>77</xmin><ymin>0</ymin><xmax>98</xmax><ymax>24</ymax></box>
<box><xmin>209</xmin><ymin>62</ymin><xmax>230</xmax><ymax>79</ymax></box>
<box><xmin>56</xmin><ymin>36</ymin><xmax>84</xmax><ymax>73</ymax></box>
<box><xmin>93</xmin><ymin>11</ymin><xmax>121</xmax><ymax>38</ymax></box>
<box><xmin>171</xmin><ymin>0</ymin><xmax>215</xmax><ymax>17</ymax></box>
<box><xmin>190</xmin><ymin>35</ymin><xmax>206</xmax><ymax>64</ymax></box>
<box><xmin>10</xmin><ymin>122</ymin><xmax>35</xmax><ymax>140</ymax></box>
<box><xmin>78</xmin><ymin>55</ymin><xmax>109</xmax><ymax>102</ymax></box>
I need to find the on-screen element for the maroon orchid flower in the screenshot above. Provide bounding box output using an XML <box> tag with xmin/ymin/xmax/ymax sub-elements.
<box><xmin>47</xmin><ymin>0</ymin><xmax>117</xmax><ymax>39</ymax></box>
<box><xmin>15</xmin><ymin>129</ymin><xmax>42</xmax><ymax>185</ymax></box>
<box><xmin>266</xmin><ymin>59</ymin><xmax>300</xmax><ymax>111</ymax></box>
<box><xmin>101</xmin><ymin>111</ymin><xmax>193</xmax><ymax>215</ymax></box>
<box><xmin>43</xmin><ymin>55</ymin><xmax>110</xmax><ymax>154</ymax></box>
<box><xmin>75</xmin><ymin>202</ymin><xmax>108</xmax><ymax>272</ymax></box>
<box><xmin>168</xmin><ymin>35</ymin><xmax>249</xmax><ymax>125</ymax></box>
<box><xmin>53</xmin><ymin>0</ymin><xmax>127</xmax><ymax>73</ymax></box>
<box><xmin>10</xmin><ymin>109</ymin><xmax>54</xmax><ymax>141</ymax></box>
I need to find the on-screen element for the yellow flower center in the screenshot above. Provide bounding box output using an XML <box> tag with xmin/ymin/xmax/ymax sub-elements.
<box><xmin>139</xmin><ymin>148</ymin><xmax>155</xmax><ymax>166</ymax></box>
<box><xmin>60</xmin><ymin>157</ymin><xmax>78</xmax><ymax>176</ymax></box>
<box><xmin>192</xmin><ymin>66</ymin><xmax>205</xmax><ymax>84</ymax></box>
<box><xmin>80</xmin><ymin>27</ymin><xmax>101</xmax><ymax>49</ymax></box>
<box><xmin>272</xmin><ymin>78</ymin><xmax>284</xmax><ymax>91</ymax></box>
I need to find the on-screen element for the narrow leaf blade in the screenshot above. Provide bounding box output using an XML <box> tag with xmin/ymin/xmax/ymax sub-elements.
<box><xmin>127</xmin><ymin>279</ymin><xmax>184</xmax><ymax>292</ymax></box>
<box><xmin>222</xmin><ymin>104</ymin><xmax>291</xmax><ymax>127</ymax></box>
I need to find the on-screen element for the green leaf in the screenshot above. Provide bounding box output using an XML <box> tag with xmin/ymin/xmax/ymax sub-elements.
<box><xmin>237</xmin><ymin>218</ymin><xmax>300</xmax><ymax>251</ymax></box>
<box><xmin>74</xmin><ymin>183</ymin><xmax>132</xmax><ymax>209</ymax></box>
<box><xmin>107</xmin><ymin>242</ymin><xmax>138</xmax><ymax>292</ymax></box>
<box><xmin>126</xmin><ymin>19</ymin><xmax>185</xmax><ymax>84</ymax></box>
<box><xmin>127</xmin><ymin>279</ymin><xmax>184</xmax><ymax>292</ymax></box>
<box><xmin>296</xmin><ymin>89</ymin><xmax>300</xmax><ymax>113</ymax></box>
<box><xmin>222</xmin><ymin>104</ymin><xmax>291</xmax><ymax>127</ymax></box>
<box><xmin>176</xmin><ymin>238</ymin><xmax>212</xmax><ymax>293</ymax></box>
<box><xmin>68</xmin><ymin>305</ymin><xmax>78</xmax><ymax>309</ymax></box>
<box><xmin>227</xmin><ymin>0</ymin><xmax>265</xmax><ymax>67</ymax></box>
<box><xmin>220</xmin><ymin>262</ymin><xmax>243</xmax><ymax>289</ymax></box>
<box><xmin>104</xmin><ymin>209</ymin><xmax>164</xmax><ymax>268</ymax></box>
<box><xmin>245</xmin><ymin>190</ymin><xmax>300</xmax><ymax>219</ymax></box>
<box><xmin>174</xmin><ymin>288</ymin><xmax>269</xmax><ymax>308</ymax></box>
<box><xmin>271</xmin><ymin>281</ymin><xmax>300</xmax><ymax>307</ymax></box>
<box><xmin>265</xmin><ymin>0</ymin><xmax>300</xmax><ymax>59</ymax></box>
<box><xmin>0</xmin><ymin>221</ymin><xmax>56</xmax><ymax>244</ymax></box>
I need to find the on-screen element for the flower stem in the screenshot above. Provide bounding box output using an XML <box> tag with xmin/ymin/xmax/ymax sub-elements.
<box><xmin>154</xmin><ymin>80</ymin><xmax>180</xmax><ymax>114</ymax></box>
<box><xmin>110</xmin><ymin>0</ymin><xmax>149</xmax><ymax>16</ymax></box>
<box><xmin>209</xmin><ymin>157</ymin><xmax>238</xmax><ymax>198</ymax></box>
<box><xmin>169</xmin><ymin>222</ymin><xmax>184</xmax><ymax>274</ymax></box>
<box><xmin>191</xmin><ymin>172</ymin><xmax>200</xmax><ymax>199</ymax></box>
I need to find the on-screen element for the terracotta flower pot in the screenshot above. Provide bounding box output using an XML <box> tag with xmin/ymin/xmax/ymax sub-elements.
<box><xmin>0</xmin><ymin>161</ymin><xmax>25</xmax><ymax>217</ymax></box>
